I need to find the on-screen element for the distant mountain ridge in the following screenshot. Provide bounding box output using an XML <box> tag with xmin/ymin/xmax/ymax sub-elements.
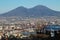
<box><xmin>0</xmin><ymin>5</ymin><xmax>60</xmax><ymax>17</ymax></box>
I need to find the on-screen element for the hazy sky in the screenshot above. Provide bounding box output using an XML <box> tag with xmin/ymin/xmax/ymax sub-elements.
<box><xmin>0</xmin><ymin>0</ymin><xmax>60</xmax><ymax>14</ymax></box>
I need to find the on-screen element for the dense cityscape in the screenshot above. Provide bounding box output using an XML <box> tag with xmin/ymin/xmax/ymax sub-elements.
<box><xmin>0</xmin><ymin>17</ymin><xmax>60</xmax><ymax>40</ymax></box>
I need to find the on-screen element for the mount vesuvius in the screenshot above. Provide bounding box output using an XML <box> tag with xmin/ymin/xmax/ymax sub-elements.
<box><xmin>0</xmin><ymin>5</ymin><xmax>60</xmax><ymax>17</ymax></box>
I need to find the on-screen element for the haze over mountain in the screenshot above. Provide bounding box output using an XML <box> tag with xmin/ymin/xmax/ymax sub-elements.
<box><xmin>0</xmin><ymin>5</ymin><xmax>60</xmax><ymax>17</ymax></box>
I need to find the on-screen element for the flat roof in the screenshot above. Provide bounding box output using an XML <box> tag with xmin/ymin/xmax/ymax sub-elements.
<box><xmin>44</xmin><ymin>25</ymin><xmax>60</xmax><ymax>31</ymax></box>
